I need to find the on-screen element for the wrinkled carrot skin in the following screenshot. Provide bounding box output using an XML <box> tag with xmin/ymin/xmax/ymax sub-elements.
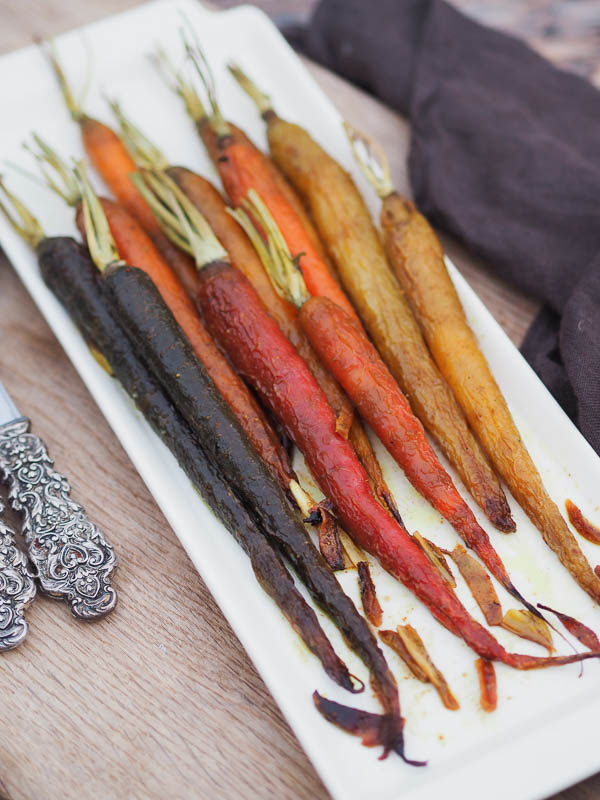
<box><xmin>78</xmin><ymin>116</ymin><xmax>198</xmax><ymax>296</ymax></box>
<box><xmin>381</xmin><ymin>193</ymin><xmax>600</xmax><ymax>602</ymax></box>
<box><xmin>196</xmin><ymin>118</ymin><xmax>359</xmax><ymax>322</ymax></box>
<box><xmin>195</xmin><ymin>262</ymin><xmax>599</xmax><ymax>671</ymax></box>
<box><xmin>168</xmin><ymin>165</ymin><xmax>399</xmax><ymax>514</ymax></box>
<box><xmin>301</xmin><ymin>295</ymin><xmax>517</xmax><ymax>595</ymax></box>
<box><xmin>264</xmin><ymin>115</ymin><xmax>514</xmax><ymax>533</ymax></box>
<box><xmin>357</xmin><ymin>561</ymin><xmax>383</xmax><ymax>627</ymax></box>
<box><xmin>75</xmin><ymin>198</ymin><xmax>294</xmax><ymax>490</ymax></box>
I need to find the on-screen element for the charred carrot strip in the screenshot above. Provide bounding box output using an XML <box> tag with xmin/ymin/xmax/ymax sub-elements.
<box><xmin>357</xmin><ymin>561</ymin><xmax>383</xmax><ymax>627</ymax></box>
<box><xmin>133</xmin><ymin>169</ymin><xmax>600</xmax><ymax>673</ymax></box>
<box><xmin>566</xmin><ymin>500</ymin><xmax>600</xmax><ymax>546</ymax></box>
<box><xmin>538</xmin><ymin>604</ymin><xmax>600</xmax><ymax>651</ymax></box>
<box><xmin>42</xmin><ymin>40</ymin><xmax>198</xmax><ymax>296</ymax></box>
<box><xmin>346</xmin><ymin>125</ymin><xmax>600</xmax><ymax>603</ymax></box>
<box><xmin>475</xmin><ymin>659</ymin><xmax>497</xmax><ymax>712</ymax></box>
<box><xmin>230</xmin><ymin>65</ymin><xmax>516</xmax><ymax>534</ymax></box>
<box><xmin>380</xmin><ymin>626</ymin><xmax>460</xmax><ymax>711</ymax></box>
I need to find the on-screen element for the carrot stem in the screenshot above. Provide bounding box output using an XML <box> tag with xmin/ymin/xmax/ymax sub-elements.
<box><xmin>74</xmin><ymin>161</ymin><xmax>122</xmax><ymax>272</ymax></box>
<box><xmin>0</xmin><ymin>178</ymin><xmax>45</xmax><ymax>248</ymax></box>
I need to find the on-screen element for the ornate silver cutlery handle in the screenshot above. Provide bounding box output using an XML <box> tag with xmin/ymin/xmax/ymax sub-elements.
<box><xmin>0</xmin><ymin>502</ymin><xmax>36</xmax><ymax>650</ymax></box>
<box><xmin>0</xmin><ymin>418</ymin><xmax>117</xmax><ymax>620</ymax></box>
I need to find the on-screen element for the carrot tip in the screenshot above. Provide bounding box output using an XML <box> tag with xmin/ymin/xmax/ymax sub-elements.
<box><xmin>312</xmin><ymin>692</ymin><xmax>426</xmax><ymax>765</ymax></box>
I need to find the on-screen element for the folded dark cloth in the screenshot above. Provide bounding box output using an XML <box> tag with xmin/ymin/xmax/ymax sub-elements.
<box><xmin>289</xmin><ymin>0</ymin><xmax>600</xmax><ymax>453</ymax></box>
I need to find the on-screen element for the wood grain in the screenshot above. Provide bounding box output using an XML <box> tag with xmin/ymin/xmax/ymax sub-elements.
<box><xmin>0</xmin><ymin>2</ymin><xmax>595</xmax><ymax>800</ymax></box>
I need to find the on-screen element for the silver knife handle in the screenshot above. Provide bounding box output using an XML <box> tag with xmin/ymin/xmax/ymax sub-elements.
<box><xmin>0</xmin><ymin>419</ymin><xmax>117</xmax><ymax>620</ymax></box>
<box><xmin>0</xmin><ymin>503</ymin><xmax>36</xmax><ymax>650</ymax></box>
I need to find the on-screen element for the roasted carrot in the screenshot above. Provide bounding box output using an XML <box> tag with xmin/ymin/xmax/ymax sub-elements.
<box><xmin>234</xmin><ymin>191</ymin><xmax>550</xmax><ymax>625</ymax></box>
<box><xmin>380</xmin><ymin>626</ymin><xmax>459</xmax><ymax>711</ymax></box>
<box><xmin>229</xmin><ymin>64</ymin><xmax>515</xmax><ymax>534</ymax></box>
<box><xmin>42</xmin><ymin>40</ymin><xmax>198</xmax><ymax>296</ymax></box>
<box><xmin>75</xmin><ymin>169</ymin><xmax>414</xmax><ymax>761</ymax></box>
<box><xmin>346</xmin><ymin>125</ymin><xmax>600</xmax><ymax>603</ymax></box>
<box><xmin>106</xmin><ymin>100</ymin><xmax>399</xmax><ymax>520</ymax></box>
<box><xmin>132</xmin><ymin>169</ymin><xmax>600</xmax><ymax>673</ymax></box>
<box><xmin>161</xmin><ymin>40</ymin><xmax>360</xmax><ymax>324</ymax></box>
<box><xmin>357</xmin><ymin>561</ymin><xmax>383</xmax><ymax>628</ymax></box>
<box><xmin>565</xmin><ymin>500</ymin><xmax>600</xmax><ymax>546</ymax></box>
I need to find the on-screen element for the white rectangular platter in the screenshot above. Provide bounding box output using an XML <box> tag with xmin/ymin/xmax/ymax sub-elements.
<box><xmin>1</xmin><ymin>2</ymin><xmax>600</xmax><ymax>799</ymax></box>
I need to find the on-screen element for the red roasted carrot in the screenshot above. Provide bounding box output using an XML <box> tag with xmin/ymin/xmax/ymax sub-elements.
<box><xmin>133</xmin><ymin>169</ymin><xmax>600</xmax><ymax>672</ymax></box>
<box><xmin>195</xmin><ymin>257</ymin><xmax>596</xmax><ymax>669</ymax></box>
<box><xmin>43</xmin><ymin>40</ymin><xmax>198</xmax><ymax>296</ymax></box>
<box><xmin>233</xmin><ymin>191</ymin><xmax>554</xmax><ymax>623</ymax></box>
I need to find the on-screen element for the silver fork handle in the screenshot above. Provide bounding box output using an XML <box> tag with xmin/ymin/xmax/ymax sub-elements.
<box><xmin>0</xmin><ymin>418</ymin><xmax>117</xmax><ymax>620</ymax></box>
<box><xmin>0</xmin><ymin>503</ymin><xmax>36</xmax><ymax>650</ymax></box>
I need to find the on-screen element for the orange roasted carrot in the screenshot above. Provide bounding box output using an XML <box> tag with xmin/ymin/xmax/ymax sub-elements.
<box><xmin>43</xmin><ymin>40</ymin><xmax>198</xmax><ymax>297</ymax></box>
<box><xmin>163</xmin><ymin>41</ymin><xmax>360</xmax><ymax>324</ymax></box>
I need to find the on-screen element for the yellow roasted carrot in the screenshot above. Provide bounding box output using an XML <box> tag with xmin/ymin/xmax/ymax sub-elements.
<box><xmin>346</xmin><ymin>124</ymin><xmax>600</xmax><ymax>603</ymax></box>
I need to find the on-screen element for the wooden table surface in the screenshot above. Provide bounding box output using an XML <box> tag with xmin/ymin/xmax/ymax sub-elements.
<box><xmin>0</xmin><ymin>2</ymin><xmax>595</xmax><ymax>799</ymax></box>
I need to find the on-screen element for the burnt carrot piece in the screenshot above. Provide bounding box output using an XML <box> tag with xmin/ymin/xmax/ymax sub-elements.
<box><xmin>475</xmin><ymin>659</ymin><xmax>497</xmax><ymax>712</ymax></box>
<box><xmin>0</xmin><ymin>183</ymin><xmax>357</xmax><ymax>695</ymax></box>
<box><xmin>42</xmin><ymin>40</ymin><xmax>198</xmax><ymax>296</ymax></box>
<box><xmin>346</xmin><ymin>126</ymin><xmax>600</xmax><ymax>603</ymax></box>
<box><xmin>166</xmin><ymin>165</ymin><xmax>399</xmax><ymax>518</ymax></box>
<box><xmin>538</xmin><ymin>604</ymin><xmax>600</xmax><ymax>651</ymax></box>
<box><xmin>566</xmin><ymin>500</ymin><xmax>600</xmax><ymax>545</ymax></box>
<box><xmin>76</xmin><ymin>169</ymin><xmax>412</xmax><ymax>761</ymax></box>
<box><xmin>312</xmin><ymin>693</ymin><xmax>425</xmax><ymax>764</ymax></box>
<box><xmin>447</xmin><ymin>545</ymin><xmax>503</xmax><ymax>627</ymax></box>
<box><xmin>357</xmin><ymin>561</ymin><xmax>383</xmax><ymax>627</ymax></box>
<box><xmin>133</xmin><ymin>172</ymin><xmax>600</xmax><ymax>673</ymax></box>
<box><xmin>502</xmin><ymin>610</ymin><xmax>553</xmax><ymax>653</ymax></box>
<box><xmin>230</xmin><ymin>65</ymin><xmax>515</xmax><ymax>534</ymax></box>
<box><xmin>380</xmin><ymin>626</ymin><xmax>460</xmax><ymax>710</ymax></box>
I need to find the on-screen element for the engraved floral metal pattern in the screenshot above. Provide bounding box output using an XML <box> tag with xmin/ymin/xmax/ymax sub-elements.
<box><xmin>0</xmin><ymin>501</ymin><xmax>36</xmax><ymax>650</ymax></box>
<box><xmin>0</xmin><ymin>419</ymin><xmax>117</xmax><ymax>619</ymax></box>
